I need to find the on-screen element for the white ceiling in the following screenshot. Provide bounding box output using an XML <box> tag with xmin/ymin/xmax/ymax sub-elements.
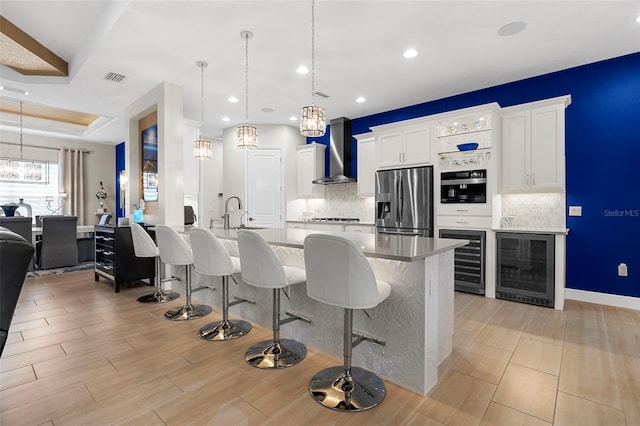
<box><xmin>1</xmin><ymin>0</ymin><xmax>639</xmax><ymax>145</ymax></box>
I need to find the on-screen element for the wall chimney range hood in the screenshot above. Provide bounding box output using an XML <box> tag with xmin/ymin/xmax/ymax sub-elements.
<box><xmin>312</xmin><ymin>117</ymin><xmax>356</xmax><ymax>185</ymax></box>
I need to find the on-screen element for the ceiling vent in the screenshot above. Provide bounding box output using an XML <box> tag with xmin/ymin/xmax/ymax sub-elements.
<box><xmin>104</xmin><ymin>72</ymin><xmax>126</xmax><ymax>83</ymax></box>
<box><xmin>314</xmin><ymin>91</ymin><xmax>329</xmax><ymax>99</ymax></box>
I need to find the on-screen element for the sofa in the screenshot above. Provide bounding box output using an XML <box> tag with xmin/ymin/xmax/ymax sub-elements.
<box><xmin>0</xmin><ymin>227</ymin><xmax>35</xmax><ymax>356</ymax></box>
<box><xmin>0</xmin><ymin>216</ymin><xmax>34</xmax><ymax>270</ymax></box>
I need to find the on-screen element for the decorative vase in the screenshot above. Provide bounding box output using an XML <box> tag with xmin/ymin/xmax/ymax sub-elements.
<box><xmin>1</xmin><ymin>204</ymin><xmax>19</xmax><ymax>217</ymax></box>
<box><xmin>17</xmin><ymin>198</ymin><xmax>32</xmax><ymax>218</ymax></box>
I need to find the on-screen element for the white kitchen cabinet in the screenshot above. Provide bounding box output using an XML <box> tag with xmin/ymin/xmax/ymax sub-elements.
<box><xmin>501</xmin><ymin>96</ymin><xmax>571</xmax><ymax>193</ymax></box>
<box><xmin>373</xmin><ymin>120</ymin><xmax>433</xmax><ymax>169</ymax></box>
<box><xmin>344</xmin><ymin>224</ymin><xmax>375</xmax><ymax>234</ymax></box>
<box><xmin>355</xmin><ymin>134</ymin><xmax>376</xmax><ymax>197</ymax></box>
<box><xmin>436</xmin><ymin>215</ymin><xmax>492</xmax><ymax>230</ymax></box>
<box><xmin>437</xmin><ymin>203</ymin><xmax>492</xmax><ymax>217</ymax></box>
<box><xmin>305</xmin><ymin>223</ymin><xmax>342</xmax><ymax>232</ymax></box>
<box><xmin>287</xmin><ymin>222</ymin><xmax>306</xmax><ymax>230</ymax></box>
<box><xmin>296</xmin><ymin>142</ymin><xmax>326</xmax><ymax>198</ymax></box>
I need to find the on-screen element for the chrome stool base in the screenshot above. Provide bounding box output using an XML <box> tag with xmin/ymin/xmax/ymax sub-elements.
<box><xmin>164</xmin><ymin>304</ymin><xmax>212</xmax><ymax>321</ymax></box>
<box><xmin>137</xmin><ymin>290</ymin><xmax>180</xmax><ymax>304</ymax></box>
<box><xmin>198</xmin><ymin>319</ymin><xmax>252</xmax><ymax>341</ymax></box>
<box><xmin>309</xmin><ymin>366</ymin><xmax>386</xmax><ymax>412</ymax></box>
<box><xmin>245</xmin><ymin>338</ymin><xmax>307</xmax><ymax>369</ymax></box>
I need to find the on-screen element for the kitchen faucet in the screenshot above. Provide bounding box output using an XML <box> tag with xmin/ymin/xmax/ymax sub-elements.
<box><xmin>223</xmin><ymin>196</ymin><xmax>243</xmax><ymax>230</ymax></box>
<box><xmin>240</xmin><ymin>210</ymin><xmax>249</xmax><ymax>227</ymax></box>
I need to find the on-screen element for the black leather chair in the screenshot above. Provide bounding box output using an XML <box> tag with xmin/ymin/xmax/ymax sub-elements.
<box><xmin>184</xmin><ymin>206</ymin><xmax>196</xmax><ymax>225</ymax></box>
<box><xmin>0</xmin><ymin>227</ymin><xmax>35</xmax><ymax>356</ymax></box>
<box><xmin>36</xmin><ymin>216</ymin><xmax>79</xmax><ymax>269</ymax></box>
<box><xmin>0</xmin><ymin>217</ymin><xmax>33</xmax><ymax>270</ymax></box>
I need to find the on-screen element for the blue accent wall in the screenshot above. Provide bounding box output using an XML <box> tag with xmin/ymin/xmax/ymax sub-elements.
<box><xmin>309</xmin><ymin>52</ymin><xmax>640</xmax><ymax>299</ymax></box>
<box><xmin>115</xmin><ymin>142</ymin><xmax>125</xmax><ymax>218</ymax></box>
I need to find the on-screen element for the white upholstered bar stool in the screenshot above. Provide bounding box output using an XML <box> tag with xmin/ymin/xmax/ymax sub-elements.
<box><xmin>155</xmin><ymin>225</ymin><xmax>211</xmax><ymax>321</ymax></box>
<box><xmin>303</xmin><ymin>233</ymin><xmax>391</xmax><ymax>412</ymax></box>
<box><xmin>237</xmin><ymin>230</ymin><xmax>310</xmax><ymax>369</ymax></box>
<box><xmin>189</xmin><ymin>227</ymin><xmax>253</xmax><ymax>341</ymax></box>
<box><xmin>130</xmin><ymin>223</ymin><xmax>180</xmax><ymax>303</ymax></box>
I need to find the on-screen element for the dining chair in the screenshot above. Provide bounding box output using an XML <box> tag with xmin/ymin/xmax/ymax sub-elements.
<box><xmin>36</xmin><ymin>216</ymin><xmax>79</xmax><ymax>270</ymax></box>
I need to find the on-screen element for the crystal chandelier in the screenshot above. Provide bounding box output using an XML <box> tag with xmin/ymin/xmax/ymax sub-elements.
<box><xmin>237</xmin><ymin>30</ymin><xmax>258</xmax><ymax>149</ymax></box>
<box><xmin>0</xmin><ymin>100</ymin><xmax>49</xmax><ymax>184</ymax></box>
<box><xmin>300</xmin><ymin>0</ymin><xmax>326</xmax><ymax>137</ymax></box>
<box><xmin>193</xmin><ymin>60</ymin><xmax>212</xmax><ymax>160</ymax></box>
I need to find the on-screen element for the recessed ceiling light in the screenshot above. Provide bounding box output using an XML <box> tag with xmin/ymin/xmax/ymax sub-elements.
<box><xmin>289</xmin><ymin>116</ymin><xmax>298</xmax><ymax>121</ymax></box>
<box><xmin>498</xmin><ymin>21</ymin><xmax>527</xmax><ymax>36</ymax></box>
<box><xmin>355</xmin><ymin>96</ymin><xmax>366</xmax><ymax>103</ymax></box>
<box><xmin>222</xmin><ymin>117</ymin><xmax>230</xmax><ymax>122</ymax></box>
<box><xmin>403</xmin><ymin>48</ymin><xmax>418</xmax><ymax>58</ymax></box>
<box><xmin>296</xmin><ymin>65</ymin><xmax>309</xmax><ymax>74</ymax></box>
<box><xmin>228</xmin><ymin>96</ymin><xmax>239</xmax><ymax>103</ymax></box>
<box><xmin>636</xmin><ymin>15</ymin><xmax>640</xmax><ymax>23</ymax></box>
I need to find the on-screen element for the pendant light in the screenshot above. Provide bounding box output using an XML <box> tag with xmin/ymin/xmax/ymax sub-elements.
<box><xmin>236</xmin><ymin>30</ymin><xmax>258</xmax><ymax>149</ymax></box>
<box><xmin>193</xmin><ymin>60</ymin><xmax>212</xmax><ymax>160</ymax></box>
<box><xmin>300</xmin><ymin>0</ymin><xmax>326</xmax><ymax>137</ymax></box>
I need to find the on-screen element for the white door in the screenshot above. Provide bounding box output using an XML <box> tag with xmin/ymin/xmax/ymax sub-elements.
<box><xmin>246</xmin><ymin>148</ymin><xmax>282</xmax><ymax>228</ymax></box>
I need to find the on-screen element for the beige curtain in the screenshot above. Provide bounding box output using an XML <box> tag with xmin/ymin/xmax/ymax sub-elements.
<box><xmin>58</xmin><ymin>148</ymin><xmax>85</xmax><ymax>225</ymax></box>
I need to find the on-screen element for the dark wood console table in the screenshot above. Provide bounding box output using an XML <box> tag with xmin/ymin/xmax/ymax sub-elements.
<box><xmin>94</xmin><ymin>225</ymin><xmax>155</xmax><ymax>293</ymax></box>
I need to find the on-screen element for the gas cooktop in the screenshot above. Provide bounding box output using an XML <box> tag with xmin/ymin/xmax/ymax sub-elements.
<box><xmin>309</xmin><ymin>217</ymin><xmax>360</xmax><ymax>223</ymax></box>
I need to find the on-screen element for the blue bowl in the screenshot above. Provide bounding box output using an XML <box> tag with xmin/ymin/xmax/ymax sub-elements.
<box><xmin>457</xmin><ymin>142</ymin><xmax>479</xmax><ymax>151</ymax></box>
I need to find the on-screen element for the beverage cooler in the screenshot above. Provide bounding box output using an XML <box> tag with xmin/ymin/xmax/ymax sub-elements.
<box><xmin>439</xmin><ymin>229</ymin><xmax>486</xmax><ymax>295</ymax></box>
<box><xmin>496</xmin><ymin>232</ymin><xmax>554</xmax><ymax>307</ymax></box>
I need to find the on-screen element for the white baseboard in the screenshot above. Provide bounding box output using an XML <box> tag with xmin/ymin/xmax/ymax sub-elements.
<box><xmin>565</xmin><ymin>288</ymin><xmax>640</xmax><ymax>311</ymax></box>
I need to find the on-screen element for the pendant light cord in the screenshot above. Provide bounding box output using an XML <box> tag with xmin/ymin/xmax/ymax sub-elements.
<box><xmin>311</xmin><ymin>0</ymin><xmax>316</xmax><ymax>103</ymax></box>
<box><xmin>19</xmin><ymin>101</ymin><xmax>23</xmax><ymax>160</ymax></box>
<box><xmin>244</xmin><ymin>32</ymin><xmax>249</xmax><ymax>123</ymax></box>
<box><xmin>200</xmin><ymin>62</ymin><xmax>204</xmax><ymax>132</ymax></box>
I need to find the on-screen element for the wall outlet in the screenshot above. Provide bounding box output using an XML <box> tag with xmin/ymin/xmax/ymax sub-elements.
<box><xmin>618</xmin><ymin>263</ymin><xmax>628</xmax><ymax>277</ymax></box>
<box><xmin>568</xmin><ymin>206</ymin><xmax>582</xmax><ymax>216</ymax></box>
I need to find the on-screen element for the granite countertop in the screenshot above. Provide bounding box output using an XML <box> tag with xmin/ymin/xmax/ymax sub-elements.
<box><xmin>492</xmin><ymin>227</ymin><xmax>569</xmax><ymax>235</ymax></box>
<box><xmin>202</xmin><ymin>226</ymin><xmax>467</xmax><ymax>262</ymax></box>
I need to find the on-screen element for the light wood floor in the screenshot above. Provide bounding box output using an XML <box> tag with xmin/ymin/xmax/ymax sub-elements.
<box><xmin>1</xmin><ymin>271</ymin><xmax>639</xmax><ymax>425</ymax></box>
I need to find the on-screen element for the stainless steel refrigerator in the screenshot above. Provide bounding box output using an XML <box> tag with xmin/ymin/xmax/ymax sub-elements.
<box><xmin>375</xmin><ymin>166</ymin><xmax>433</xmax><ymax>237</ymax></box>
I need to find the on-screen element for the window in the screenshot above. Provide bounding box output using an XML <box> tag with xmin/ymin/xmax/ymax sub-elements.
<box><xmin>0</xmin><ymin>163</ymin><xmax>60</xmax><ymax>223</ymax></box>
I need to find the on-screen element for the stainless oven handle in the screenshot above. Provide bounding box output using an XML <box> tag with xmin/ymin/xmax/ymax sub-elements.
<box><xmin>441</xmin><ymin>178</ymin><xmax>486</xmax><ymax>185</ymax></box>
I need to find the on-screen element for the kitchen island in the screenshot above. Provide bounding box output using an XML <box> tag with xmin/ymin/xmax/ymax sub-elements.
<box><xmin>173</xmin><ymin>226</ymin><xmax>467</xmax><ymax>395</ymax></box>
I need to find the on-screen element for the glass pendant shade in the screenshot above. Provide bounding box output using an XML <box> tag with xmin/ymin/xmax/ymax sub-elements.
<box><xmin>193</xmin><ymin>136</ymin><xmax>212</xmax><ymax>159</ymax></box>
<box><xmin>236</xmin><ymin>125</ymin><xmax>258</xmax><ymax>149</ymax></box>
<box><xmin>193</xmin><ymin>60</ymin><xmax>211</xmax><ymax>160</ymax></box>
<box><xmin>299</xmin><ymin>0</ymin><xmax>327</xmax><ymax>137</ymax></box>
<box><xmin>236</xmin><ymin>31</ymin><xmax>257</xmax><ymax>149</ymax></box>
<box><xmin>300</xmin><ymin>104</ymin><xmax>326</xmax><ymax>137</ymax></box>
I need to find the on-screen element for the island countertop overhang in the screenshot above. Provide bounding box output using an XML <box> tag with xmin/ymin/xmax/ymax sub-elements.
<box><xmin>203</xmin><ymin>227</ymin><xmax>467</xmax><ymax>262</ymax></box>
